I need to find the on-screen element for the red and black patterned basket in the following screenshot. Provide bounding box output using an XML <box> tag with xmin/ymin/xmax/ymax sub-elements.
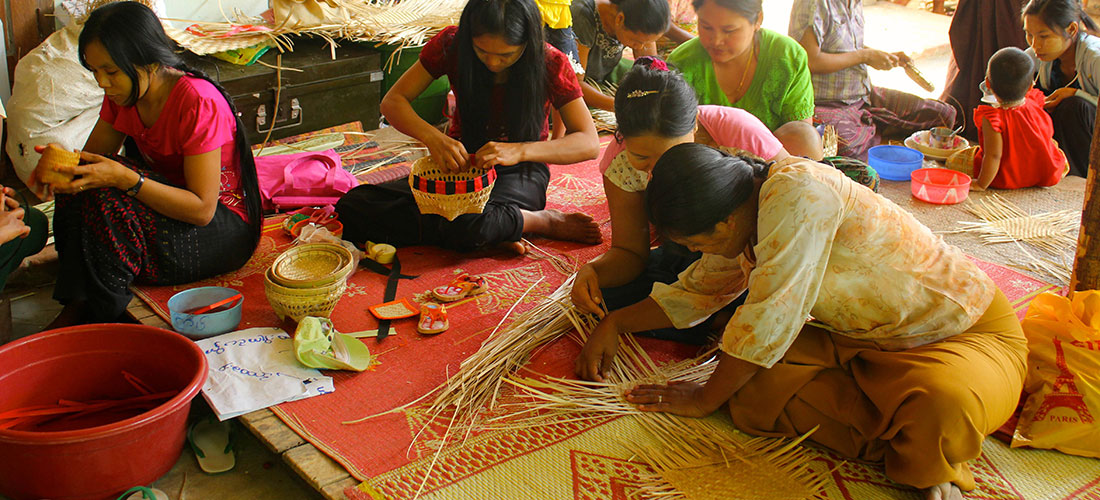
<box><xmin>409</xmin><ymin>156</ymin><xmax>497</xmax><ymax>221</ymax></box>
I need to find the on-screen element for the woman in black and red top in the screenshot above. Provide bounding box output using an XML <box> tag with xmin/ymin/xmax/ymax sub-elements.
<box><xmin>336</xmin><ymin>0</ymin><xmax>601</xmax><ymax>253</ymax></box>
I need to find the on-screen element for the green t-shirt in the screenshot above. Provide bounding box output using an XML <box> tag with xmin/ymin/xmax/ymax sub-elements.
<box><xmin>668</xmin><ymin>29</ymin><xmax>815</xmax><ymax>131</ymax></box>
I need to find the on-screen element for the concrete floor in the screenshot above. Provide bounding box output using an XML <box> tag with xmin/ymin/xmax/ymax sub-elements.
<box><xmin>0</xmin><ymin>3</ymin><xmax>956</xmax><ymax>499</ymax></box>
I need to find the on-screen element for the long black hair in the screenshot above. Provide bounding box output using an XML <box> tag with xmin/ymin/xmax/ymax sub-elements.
<box><xmin>79</xmin><ymin>2</ymin><xmax>262</xmax><ymax>246</ymax></box>
<box><xmin>615</xmin><ymin>57</ymin><xmax>698</xmax><ymax>139</ymax></box>
<box><xmin>610</xmin><ymin>0</ymin><xmax>671</xmax><ymax>35</ymax></box>
<box><xmin>453</xmin><ymin>0</ymin><xmax>546</xmax><ymax>153</ymax></box>
<box><xmin>1022</xmin><ymin>0</ymin><xmax>1100</xmax><ymax>36</ymax></box>
<box><xmin>692</xmin><ymin>0</ymin><xmax>762</xmax><ymax>22</ymax></box>
<box><xmin>645</xmin><ymin>143</ymin><xmax>768</xmax><ymax>238</ymax></box>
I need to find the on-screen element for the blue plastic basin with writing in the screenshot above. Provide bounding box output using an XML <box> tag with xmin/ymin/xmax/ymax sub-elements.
<box><xmin>167</xmin><ymin>286</ymin><xmax>243</xmax><ymax>340</ymax></box>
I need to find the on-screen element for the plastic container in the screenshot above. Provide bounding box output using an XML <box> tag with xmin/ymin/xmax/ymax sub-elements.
<box><xmin>167</xmin><ymin>286</ymin><xmax>244</xmax><ymax>339</ymax></box>
<box><xmin>868</xmin><ymin>145</ymin><xmax>924</xmax><ymax>181</ymax></box>
<box><xmin>379</xmin><ymin>44</ymin><xmax>450</xmax><ymax>124</ymax></box>
<box><xmin>910</xmin><ymin>167</ymin><xmax>971</xmax><ymax>205</ymax></box>
<box><xmin>0</xmin><ymin>324</ymin><xmax>207</xmax><ymax>500</ymax></box>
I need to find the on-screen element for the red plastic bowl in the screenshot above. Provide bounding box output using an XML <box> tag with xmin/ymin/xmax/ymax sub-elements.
<box><xmin>0</xmin><ymin>324</ymin><xmax>207</xmax><ymax>500</ymax></box>
<box><xmin>911</xmin><ymin>167</ymin><xmax>971</xmax><ymax>205</ymax></box>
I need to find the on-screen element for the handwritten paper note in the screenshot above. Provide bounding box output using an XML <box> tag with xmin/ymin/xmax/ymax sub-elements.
<box><xmin>196</xmin><ymin>327</ymin><xmax>335</xmax><ymax>421</ymax></box>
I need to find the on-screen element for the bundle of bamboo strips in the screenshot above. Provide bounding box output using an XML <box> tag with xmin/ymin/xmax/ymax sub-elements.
<box><xmin>422</xmin><ymin>275</ymin><xmax>596</xmax><ymax>436</ymax></box>
<box><xmin>494</xmin><ymin>320</ymin><xmax>831</xmax><ymax>499</ymax></box>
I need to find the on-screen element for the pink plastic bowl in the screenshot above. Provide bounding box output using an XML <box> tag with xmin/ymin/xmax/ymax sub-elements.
<box><xmin>0</xmin><ymin>324</ymin><xmax>207</xmax><ymax>500</ymax></box>
<box><xmin>911</xmin><ymin>167</ymin><xmax>971</xmax><ymax>205</ymax></box>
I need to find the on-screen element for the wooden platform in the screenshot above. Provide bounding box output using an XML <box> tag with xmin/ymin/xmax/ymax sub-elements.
<box><xmin>127</xmin><ymin>298</ymin><xmax>359</xmax><ymax>500</ymax></box>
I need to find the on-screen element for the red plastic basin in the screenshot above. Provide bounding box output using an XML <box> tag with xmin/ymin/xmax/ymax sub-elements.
<box><xmin>910</xmin><ymin>167</ymin><xmax>971</xmax><ymax>205</ymax></box>
<box><xmin>0</xmin><ymin>324</ymin><xmax>207</xmax><ymax>500</ymax></box>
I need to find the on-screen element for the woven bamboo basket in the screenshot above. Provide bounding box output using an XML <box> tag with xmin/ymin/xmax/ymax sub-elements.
<box><xmin>409</xmin><ymin>157</ymin><xmax>497</xmax><ymax>221</ymax></box>
<box><xmin>264</xmin><ymin>267</ymin><xmax>347</xmax><ymax>322</ymax></box>
<box><xmin>270</xmin><ymin>243</ymin><xmax>354</xmax><ymax>288</ymax></box>
<box><xmin>946</xmin><ymin>145</ymin><xmax>979</xmax><ymax>177</ymax></box>
<box><xmin>38</xmin><ymin>144</ymin><xmax>79</xmax><ymax>185</ymax></box>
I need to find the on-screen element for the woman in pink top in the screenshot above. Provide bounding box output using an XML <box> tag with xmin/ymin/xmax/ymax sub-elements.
<box><xmin>30</xmin><ymin>2</ymin><xmax>262</xmax><ymax>326</ymax></box>
<box><xmin>571</xmin><ymin>57</ymin><xmax>788</xmax><ymax>342</ymax></box>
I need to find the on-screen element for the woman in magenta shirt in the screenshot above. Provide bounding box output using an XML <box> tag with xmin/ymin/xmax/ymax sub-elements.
<box><xmin>31</xmin><ymin>2</ymin><xmax>262</xmax><ymax>326</ymax></box>
<box><xmin>571</xmin><ymin>58</ymin><xmax>788</xmax><ymax>341</ymax></box>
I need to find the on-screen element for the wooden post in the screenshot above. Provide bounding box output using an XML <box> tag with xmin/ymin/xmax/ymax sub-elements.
<box><xmin>1070</xmin><ymin>104</ymin><xmax>1100</xmax><ymax>292</ymax></box>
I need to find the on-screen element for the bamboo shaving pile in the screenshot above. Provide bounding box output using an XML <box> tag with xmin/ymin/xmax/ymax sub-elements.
<box><xmin>950</xmin><ymin>194</ymin><xmax>1078</xmax><ymax>283</ymax></box>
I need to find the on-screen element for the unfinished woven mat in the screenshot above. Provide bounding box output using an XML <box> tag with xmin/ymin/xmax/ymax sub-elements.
<box><xmin>952</xmin><ymin>193</ymin><xmax>1078</xmax><ymax>284</ymax></box>
<box><xmin>630</xmin><ymin>417</ymin><xmax>829</xmax><ymax>500</ymax></box>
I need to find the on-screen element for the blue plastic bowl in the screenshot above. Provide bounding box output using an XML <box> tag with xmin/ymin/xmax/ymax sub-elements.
<box><xmin>867</xmin><ymin>145</ymin><xmax>924</xmax><ymax>181</ymax></box>
<box><xmin>167</xmin><ymin>286</ymin><xmax>243</xmax><ymax>339</ymax></box>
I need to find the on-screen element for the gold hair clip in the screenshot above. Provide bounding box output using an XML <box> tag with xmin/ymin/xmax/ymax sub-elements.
<box><xmin>626</xmin><ymin>90</ymin><xmax>659</xmax><ymax>98</ymax></box>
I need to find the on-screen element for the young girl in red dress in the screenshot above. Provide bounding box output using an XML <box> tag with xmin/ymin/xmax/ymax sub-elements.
<box><xmin>971</xmin><ymin>47</ymin><xmax>1067</xmax><ymax>190</ymax></box>
<box><xmin>336</xmin><ymin>0</ymin><xmax>602</xmax><ymax>253</ymax></box>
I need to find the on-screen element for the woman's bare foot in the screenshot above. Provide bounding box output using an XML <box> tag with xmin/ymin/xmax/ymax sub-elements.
<box><xmin>521</xmin><ymin>209</ymin><xmax>602</xmax><ymax>245</ymax></box>
<box><xmin>497</xmin><ymin>240</ymin><xmax>527</xmax><ymax>255</ymax></box>
<box><xmin>924</xmin><ymin>482</ymin><xmax>962</xmax><ymax>500</ymax></box>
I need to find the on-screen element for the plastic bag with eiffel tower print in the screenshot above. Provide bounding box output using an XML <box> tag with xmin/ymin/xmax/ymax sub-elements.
<box><xmin>1012</xmin><ymin>290</ymin><xmax>1100</xmax><ymax>458</ymax></box>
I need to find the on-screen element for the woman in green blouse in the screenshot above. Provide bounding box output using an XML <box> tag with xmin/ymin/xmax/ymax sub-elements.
<box><xmin>668</xmin><ymin>0</ymin><xmax>822</xmax><ymax>159</ymax></box>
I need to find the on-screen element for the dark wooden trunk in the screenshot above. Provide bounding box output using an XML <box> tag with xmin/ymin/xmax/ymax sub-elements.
<box><xmin>183</xmin><ymin>38</ymin><xmax>383</xmax><ymax>147</ymax></box>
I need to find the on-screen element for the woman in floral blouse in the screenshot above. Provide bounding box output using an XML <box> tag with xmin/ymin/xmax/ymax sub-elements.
<box><xmin>576</xmin><ymin>143</ymin><xmax>1027</xmax><ymax>500</ymax></box>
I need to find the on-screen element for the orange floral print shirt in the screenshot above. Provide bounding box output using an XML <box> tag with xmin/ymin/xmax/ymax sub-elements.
<box><xmin>650</xmin><ymin>157</ymin><xmax>996</xmax><ymax>368</ymax></box>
